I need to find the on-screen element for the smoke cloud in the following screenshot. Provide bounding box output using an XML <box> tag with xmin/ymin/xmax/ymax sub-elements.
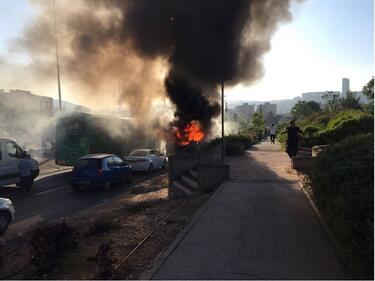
<box><xmin>14</xmin><ymin>0</ymin><xmax>297</xmax><ymax>138</ymax></box>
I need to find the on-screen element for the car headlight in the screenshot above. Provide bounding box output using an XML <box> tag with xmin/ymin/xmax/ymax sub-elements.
<box><xmin>4</xmin><ymin>198</ymin><xmax>12</xmax><ymax>205</ymax></box>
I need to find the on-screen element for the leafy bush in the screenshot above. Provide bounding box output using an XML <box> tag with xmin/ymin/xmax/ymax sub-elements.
<box><xmin>326</xmin><ymin>110</ymin><xmax>368</xmax><ymax>129</ymax></box>
<box><xmin>304</xmin><ymin>126</ymin><xmax>320</xmax><ymax>136</ymax></box>
<box><xmin>307</xmin><ymin>134</ymin><xmax>374</xmax><ymax>279</ymax></box>
<box><xmin>279</xmin><ymin>110</ymin><xmax>373</xmax><ymax>147</ymax></box>
<box><xmin>225</xmin><ymin>134</ymin><xmax>258</xmax><ymax>155</ymax></box>
<box><xmin>320</xmin><ymin>115</ymin><xmax>373</xmax><ymax>144</ymax></box>
<box><xmin>206</xmin><ymin>133</ymin><xmax>258</xmax><ymax>156</ymax></box>
<box><xmin>29</xmin><ymin>220</ymin><xmax>78</xmax><ymax>274</ymax></box>
<box><xmin>297</xmin><ymin>111</ymin><xmax>334</xmax><ymax>130</ymax></box>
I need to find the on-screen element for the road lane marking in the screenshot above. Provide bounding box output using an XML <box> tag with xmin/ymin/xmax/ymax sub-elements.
<box><xmin>34</xmin><ymin>185</ymin><xmax>69</xmax><ymax>196</ymax></box>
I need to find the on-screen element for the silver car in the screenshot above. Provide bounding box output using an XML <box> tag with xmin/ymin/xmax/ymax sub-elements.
<box><xmin>0</xmin><ymin>198</ymin><xmax>15</xmax><ymax>234</ymax></box>
<box><xmin>124</xmin><ymin>149</ymin><xmax>167</xmax><ymax>173</ymax></box>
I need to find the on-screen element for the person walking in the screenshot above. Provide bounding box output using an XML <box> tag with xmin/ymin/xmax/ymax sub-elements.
<box><xmin>18</xmin><ymin>152</ymin><xmax>34</xmax><ymax>191</ymax></box>
<box><xmin>282</xmin><ymin>120</ymin><xmax>303</xmax><ymax>159</ymax></box>
<box><xmin>270</xmin><ymin>124</ymin><xmax>277</xmax><ymax>144</ymax></box>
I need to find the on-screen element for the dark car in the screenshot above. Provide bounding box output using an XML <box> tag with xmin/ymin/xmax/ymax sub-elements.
<box><xmin>71</xmin><ymin>154</ymin><xmax>132</xmax><ymax>191</ymax></box>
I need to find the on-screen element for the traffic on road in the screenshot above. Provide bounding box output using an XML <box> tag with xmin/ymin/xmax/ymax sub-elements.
<box><xmin>0</xmin><ymin>147</ymin><xmax>167</xmax><ymax>235</ymax></box>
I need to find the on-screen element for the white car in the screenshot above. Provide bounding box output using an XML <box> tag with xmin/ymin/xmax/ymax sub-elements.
<box><xmin>0</xmin><ymin>197</ymin><xmax>15</xmax><ymax>234</ymax></box>
<box><xmin>0</xmin><ymin>138</ymin><xmax>39</xmax><ymax>190</ymax></box>
<box><xmin>124</xmin><ymin>149</ymin><xmax>166</xmax><ymax>173</ymax></box>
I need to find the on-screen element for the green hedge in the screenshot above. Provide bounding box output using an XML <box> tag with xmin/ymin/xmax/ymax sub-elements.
<box><xmin>319</xmin><ymin>115</ymin><xmax>374</xmax><ymax>144</ymax></box>
<box><xmin>206</xmin><ymin>133</ymin><xmax>258</xmax><ymax>156</ymax></box>
<box><xmin>277</xmin><ymin>110</ymin><xmax>374</xmax><ymax>148</ymax></box>
<box><xmin>307</xmin><ymin>134</ymin><xmax>374</xmax><ymax>279</ymax></box>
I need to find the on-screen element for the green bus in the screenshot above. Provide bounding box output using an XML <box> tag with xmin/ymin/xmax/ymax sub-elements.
<box><xmin>55</xmin><ymin>112</ymin><xmax>153</xmax><ymax>166</ymax></box>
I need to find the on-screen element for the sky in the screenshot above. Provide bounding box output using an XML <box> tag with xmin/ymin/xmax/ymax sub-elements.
<box><xmin>0</xmin><ymin>0</ymin><xmax>373</xmax><ymax>104</ymax></box>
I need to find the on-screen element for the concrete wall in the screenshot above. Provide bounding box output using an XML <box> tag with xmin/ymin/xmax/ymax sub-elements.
<box><xmin>198</xmin><ymin>164</ymin><xmax>230</xmax><ymax>193</ymax></box>
<box><xmin>168</xmin><ymin>144</ymin><xmax>221</xmax><ymax>181</ymax></box>
<box><xmin>168</xmin><ymin>144</ymin><xmax>223</xmax><ymax>196</ymax></box>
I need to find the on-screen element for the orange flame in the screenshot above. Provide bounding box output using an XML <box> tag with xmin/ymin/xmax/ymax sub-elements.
<box><xmin>175</xmin><ymin>121</ymin><xmax>205</xmax><ymax>146</ymax></box>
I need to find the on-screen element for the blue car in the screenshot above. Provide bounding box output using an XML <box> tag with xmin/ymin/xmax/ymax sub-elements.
<box><xmin>71</xmin><ymin>154</ymin><xmax>132</xmax><ymax>191</ymax></box>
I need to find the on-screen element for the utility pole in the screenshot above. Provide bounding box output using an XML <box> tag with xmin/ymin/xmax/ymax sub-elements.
<box><xmin>53</xmin><ymin>0</ymin><xmax>62</xmax><ymax>111</ymax></box>
<box><xmin>221</xmin><ymin>80</ymin><xmax>225</xmax><ymax>164</ymax></box>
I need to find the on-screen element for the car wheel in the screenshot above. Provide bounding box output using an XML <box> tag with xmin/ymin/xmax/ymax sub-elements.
<box><xmin>0</xmin><ymin>211</ymin><xmax>10</xmax><ymax>235</ymax></box>
<box><xmin>147</xmin><ymin>163</ymin><xmax>153</xmax><ymax>174</ymax></box>
<box><xmin>102</xmin><ymin>180</ymin><xmax>111</xmax><ymax>191</ymax></box>
<box><xmin>71</xmin><ymin>183</ymin><xmax>81</xmax><ymax>192</ymax></box>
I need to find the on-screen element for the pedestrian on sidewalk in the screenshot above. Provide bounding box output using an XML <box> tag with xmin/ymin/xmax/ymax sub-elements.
<box><xmin>281</xmin><ymin>120</ymin><xmax>303</xmax><ymax>159</ymax></box>
<box><xmin>270</xmin><ymin>124</ymin><xmax>277</xmax><ymax>144</ymax></box>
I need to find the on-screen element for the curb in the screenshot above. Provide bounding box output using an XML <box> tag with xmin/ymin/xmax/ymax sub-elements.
<box><xmin>297</xmin><ymin>180</ymin><xmax>340</xmax><ymax>252</ymax></box>
<box><xmin>141</xmin><ymin>179</ymin><xmax>229</xmax><ymax>280</ymax></box>
<box><xmin>38</xmin><ymin>159</ymin><xmax>51</xmax><ymax>166</ymax></box>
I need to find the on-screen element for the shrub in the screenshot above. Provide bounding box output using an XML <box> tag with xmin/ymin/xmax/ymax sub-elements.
<box><xmin>206</xmin><ymin>133</ymin><xmax>258</xmax><ymax>156</ymax></box>
<box><xmin>307</xmin><ymin>134</ymin><xmax>374</xmax><ymax>279</ymax></box>
<box><xmin>304</xmin><ymin>126</ymin><xmax>320</xmax><ymax>136</ymax></box>
<box><xmin>29</xmin><ymin>220</ymin><xmax>78</xmax><ymax>274</ymax></box>
<box><xmin>87</xmin><ymin>216</ymin><xmax>120</xmax><ymax>236</ymax></box>
<box><xmin>93</xmin><ymin>241</ymin><xmax>116</xmax><ymax>279</ymax></box>
<box><xmin>224</xmin><ymin>134</ymin><xmax>257</xmax><ymax>155</ymax></box>
<box><xmin>282</xmin><ymin>110</ymin><xmax>374</xmax><ymax>147</ymax></box>
<box><xmin>326</xmin><ymin>110</ymin><xmax>368</xmax><ymax>129</ymax></box>
<box><xmin>319</xmin><ymin>115</ymin><xmax>373</xmax><ymax>143</ymax></box>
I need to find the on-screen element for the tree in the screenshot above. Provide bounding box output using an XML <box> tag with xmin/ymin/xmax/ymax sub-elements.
<box><xmin>363</xmin><ymin>77</ymin><xmax>374</xmax><ymax>101</ymax></box>
<box><xmin>250</xmin><ymin>112</ymin><xmax>265</xmax><ymax>139</ymax></box>
<box><xmin>291</xmin><ymin>100</ymin><xmax>321</xmax><ymax>119</ymax></box>
<box><xmin>322</xmin><ymin>94</ymin><xmax>340</xmax><ymax>112</ymax></box>
<box><xmin>339</xmin><ymin>91</ymin><xmax>361</xmax><ymax>110</ymax></box>
<box><xmin>362</xmin><ymin>78</ymin><xmax>374</xmax><ymax>114</ymax></box>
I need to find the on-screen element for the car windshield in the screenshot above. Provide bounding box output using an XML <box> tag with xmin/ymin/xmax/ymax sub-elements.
<box><xmin>75</xmin><ymin>159</ymin><xmax>101</xmax><ymax>169</ymax></box>
<box><xmin>129</xmin><ymin>150</ymin><xmax>149</xmax><ymax>157</ymax></box>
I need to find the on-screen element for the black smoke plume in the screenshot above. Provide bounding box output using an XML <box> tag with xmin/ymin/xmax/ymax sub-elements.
<box><xmin>16</xmin><ymin>0</ymin><xmax>296</xmax><ymax>136</ymax></box>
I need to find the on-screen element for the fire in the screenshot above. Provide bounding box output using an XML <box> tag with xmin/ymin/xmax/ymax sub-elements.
<box><xmin>175</xmin><ymin>121</ymin><xmax>205</xmax><ymax>146</ymax></box>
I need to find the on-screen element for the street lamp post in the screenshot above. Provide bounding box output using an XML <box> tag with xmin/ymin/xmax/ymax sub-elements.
<box><xmin>53</xmin><ymin>0</ymin><xmax>62</xmax><ymax>111</ymax></box>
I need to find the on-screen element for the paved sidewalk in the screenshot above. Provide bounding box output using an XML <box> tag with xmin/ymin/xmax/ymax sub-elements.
<box><xmin>151</xmin><ymin>142</ymin><xmax>346</xmax><ymax>280</ymax></box>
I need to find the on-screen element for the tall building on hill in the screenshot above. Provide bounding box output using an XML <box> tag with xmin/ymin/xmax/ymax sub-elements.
<box><xmin>256</xmin><ymin>102</ymin><xmax>277</xmax><ymax>117</ymax></box>
<box><xmin>234</xmin><ymin>103</ymin><xmax>254</xmax><ymax>120</ymax></box>
<box><xmin>342</xmin><ymin>78</ymin><xmax>350</xmax><ymax>96</ymax></box>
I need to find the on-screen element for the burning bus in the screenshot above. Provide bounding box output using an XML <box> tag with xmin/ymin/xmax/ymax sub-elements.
<box><xmin>55</xmin><ymin>112</ymin><xmax>156</xmax><ymax>166</ymax></box>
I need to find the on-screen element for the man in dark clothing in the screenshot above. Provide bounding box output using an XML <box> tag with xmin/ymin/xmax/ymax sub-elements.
<box><xmin>282</xmin><ymin>120</ymin><xmax>303</xmax><ymax>159</ymax></box>
<box><xmin>18</xmin><ymin>152</ymin><xmax>34</xmax><ymax>191</ymax></box>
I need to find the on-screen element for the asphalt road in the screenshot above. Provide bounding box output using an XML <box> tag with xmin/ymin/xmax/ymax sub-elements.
<box><xmin>0</xmin><ymin>169</ymin><xmax>165</xmax><ymax>236</ymax></box>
